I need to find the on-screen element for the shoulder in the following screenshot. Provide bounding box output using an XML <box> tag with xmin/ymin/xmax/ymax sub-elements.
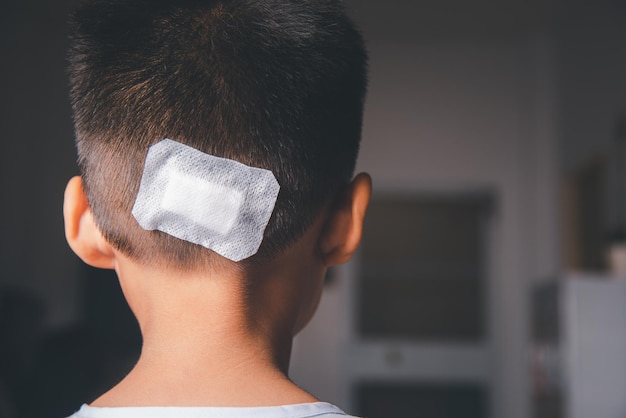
<box><xmin>65</xmin><ymin>402</ymin><xmax>360</xmax><ymax>418</ymax></box>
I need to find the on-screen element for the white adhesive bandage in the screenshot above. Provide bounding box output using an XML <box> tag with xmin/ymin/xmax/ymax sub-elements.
<box><xmin>132</xmin><ymin>139</ymin><xmax>280</xmax><ymax>262</ymax></box>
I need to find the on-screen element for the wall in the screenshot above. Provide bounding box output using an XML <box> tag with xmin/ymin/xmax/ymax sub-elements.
<box><xmin>291</xmin><ymin>35</ymin><xmax>560</xmax><ymax>418</ymax></box>
<box><xmin>1</xmin><ymin>0</ymin><xmax>82</xmax><ymax>328</ymax></box>
<box><xmin>556</xmin><ymin>2</ymin><xmax>626</xmax><ymax>234</ymax></box>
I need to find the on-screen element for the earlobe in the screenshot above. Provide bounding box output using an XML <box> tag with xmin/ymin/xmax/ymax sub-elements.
<box><xmin>64</xmin><ymin>176</ymin><xmax>116</xmax><ymax>269</ymax></box>
<box><xmin>318</xmin><ymin>172</ymin><xmax>372</xmax><ymax>265</ymax></box>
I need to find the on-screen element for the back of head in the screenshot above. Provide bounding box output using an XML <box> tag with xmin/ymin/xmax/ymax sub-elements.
<box><xmin>68</xmin><ymin>0</ymin><xmax>367</xmax><ymax>269</ymax></box>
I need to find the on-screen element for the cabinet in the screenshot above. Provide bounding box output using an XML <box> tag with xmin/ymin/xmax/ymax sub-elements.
<box><xmin>532</xmin><ymin>276</ymin><xmax>626</xmax><ymax>418</ymax></box>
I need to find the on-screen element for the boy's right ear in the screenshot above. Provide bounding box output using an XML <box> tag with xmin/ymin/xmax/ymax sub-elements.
<box><xmin>318</xmin><ymin>172</ymin><xmax>372</xmax><ymax>266</ymax></box>
<box><xmin>63</xmin><ymin>176</ymin><xmax>116</xmax><ymax>269</ymax></box>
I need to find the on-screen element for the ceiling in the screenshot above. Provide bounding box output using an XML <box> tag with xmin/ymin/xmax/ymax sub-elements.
<box><xmin>343</xmin><ymin>0</ymin><xmax>601</xmax><ymax>42</ymax></box>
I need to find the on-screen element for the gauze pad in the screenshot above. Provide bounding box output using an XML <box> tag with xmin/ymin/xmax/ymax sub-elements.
<box><xmin>132</xmin><ymin>139</ymin><xmax>280</xmax><ymax>262</ymax></box>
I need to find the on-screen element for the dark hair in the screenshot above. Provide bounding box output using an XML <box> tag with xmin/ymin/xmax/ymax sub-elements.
<box><xmin>68</xmin><ymin>0</ymin><xmax>368</xmax><ymax>268</ymax></box>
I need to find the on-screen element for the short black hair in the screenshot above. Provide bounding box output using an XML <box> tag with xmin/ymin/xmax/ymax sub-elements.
<box><xmin>68</xmin><ymin>0</ymin><xmax>368</xmax><ymax>268</ymax></box>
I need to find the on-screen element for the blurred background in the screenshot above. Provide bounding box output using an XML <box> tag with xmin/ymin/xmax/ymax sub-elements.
<box><xmin>2</xmin><ymin>0</ymin><xmax>626</xmax><ymax>417</ymax></box>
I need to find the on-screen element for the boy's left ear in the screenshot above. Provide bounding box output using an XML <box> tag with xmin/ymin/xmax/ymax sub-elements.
<box><xmin>318</xmin><ymin>172</ymin><xmax>372</xmax><ymax>265</ymax></box>
<box><xmin>63</xmin><ymin>176</ymin><xmax>116</xmax><ymax>269</ymax></box>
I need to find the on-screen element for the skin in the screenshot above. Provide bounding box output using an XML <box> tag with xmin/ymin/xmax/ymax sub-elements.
<box><xmin>63</xmin><ymin>172</ymin><xmax>371</xmax><ymax>407</ymax></box>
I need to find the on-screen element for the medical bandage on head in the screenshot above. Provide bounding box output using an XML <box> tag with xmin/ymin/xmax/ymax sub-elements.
<box><xmin>132</xmin><ymin>139</ymin><xmax>280</xmax><ymax>262</ymax></box>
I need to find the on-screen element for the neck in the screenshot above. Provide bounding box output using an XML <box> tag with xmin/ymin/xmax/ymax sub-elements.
<box><xmin>91</xmin><ymin>258</ymin><xmax>317</xmax><ymax>407</ymax></box>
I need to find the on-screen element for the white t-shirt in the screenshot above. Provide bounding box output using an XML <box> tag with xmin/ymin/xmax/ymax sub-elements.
<box><xmin>67</xmin><ymin>402</ymin><xmax>359</xmax><ymax>418</ymax></box>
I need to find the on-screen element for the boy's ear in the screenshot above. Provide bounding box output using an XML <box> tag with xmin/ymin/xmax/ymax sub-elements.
<box><xmin>318</xmin><ymin>172</ymin><xmax>372</xmax><ymax>265</ymax></box>
<box><xmin>64</xmin><ymin>176</ymin><xmax>116</xmax><ymax>269</ymax></box>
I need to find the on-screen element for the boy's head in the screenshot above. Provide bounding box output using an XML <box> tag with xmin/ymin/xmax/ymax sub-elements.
<box><xmin>66</xmin><ymin>0</ymin><xmax>368</xmax><ymax>269</ymax></box>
